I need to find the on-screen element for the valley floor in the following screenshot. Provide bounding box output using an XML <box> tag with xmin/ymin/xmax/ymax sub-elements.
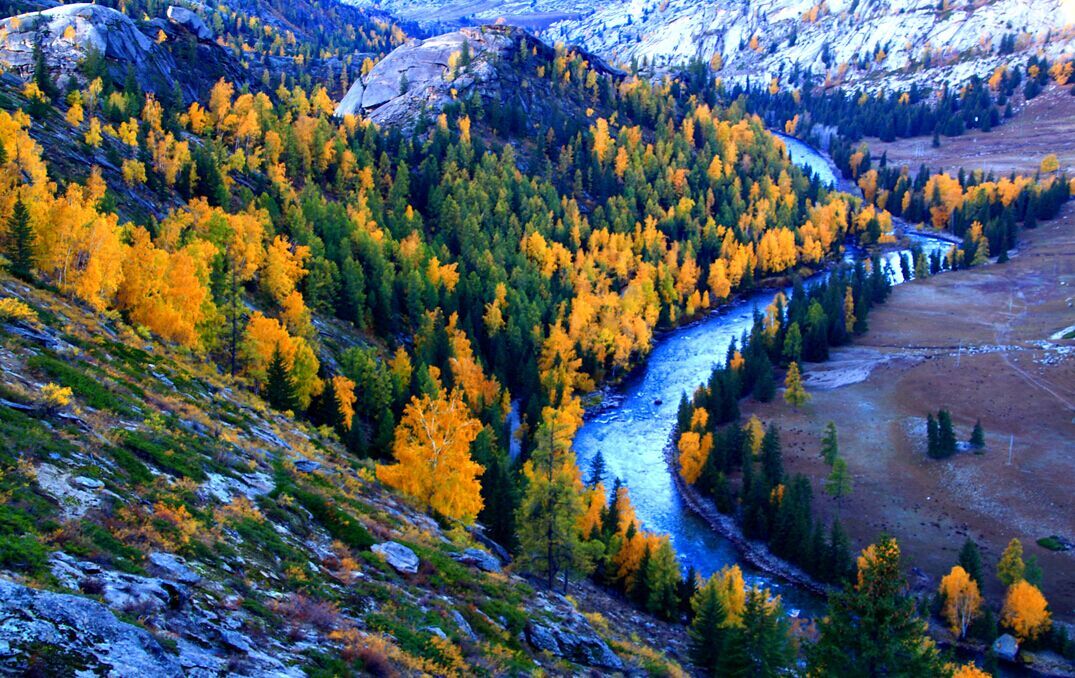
<box><xmin>741</xmin><ymin>212</ymin><xmax>1075</xmax><ymax>621</ymax></box>
<box><xmin>865</xmin><ymin>85</ymin><xmax>1075</xmax><ymax>176</ymax></box>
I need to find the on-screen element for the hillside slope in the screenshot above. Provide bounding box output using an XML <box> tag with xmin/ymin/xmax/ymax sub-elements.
<box><xmin>0</xmin><ymin>275</ymin><xmax>683</xmax><ymax>675</ymax></box>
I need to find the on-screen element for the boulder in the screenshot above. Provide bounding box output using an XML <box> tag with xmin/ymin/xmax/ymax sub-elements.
<box><xmin>292</xmin><ymin>458</ymin><xmax>321</xmax><ymax>474</ymax></box>
<box><xmin>371</xmin><ymin>541</ymin><xmax>420</xmax><ymax>574</ymax></box>
<box><xmin>450</xmin><ymin>547</ymin><xmax>501</xmax><ymax>573</ymax></box>
<box><xmin>0</xmin><ymin>578</ymin><xmax>183</xmax><ymax>675</ymax></box>
<box><xmin>524</xmin><ymin>620</ymin><xmax>623</xmax><ymax>670</ymax></box>
<box><xmin>166</xmin><ymin>5</ymin><xmax>213</xmax><ymax>41</ymax></box>
<box><xmin>148</xmin><ymin>552</ymin><xmax>202</xmax><ymax>586</ymax></box>
<box><xmin>993</xmin><ymin>633</ymin><xmax>1019</xmax><ymax>662</ymax></box>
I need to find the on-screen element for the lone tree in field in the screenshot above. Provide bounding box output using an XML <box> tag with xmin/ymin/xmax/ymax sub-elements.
<box><xmin>825</xmin><ymin>457</ymin><xmax>853</xmax><ymax>514</ymax></box>
<box><xmin>821</xmin><ymin>421</ymin><xmax>839</xmax><ymax>465</ymax></box>
<box><xmin>783</xmin><ymin>361</ymin><xmax>810</xmax><ymax>408</ymax></box>
<box><xmin>969</xmin><ymin>419</ymin><xmax>985</xmax><ymax>449</ymax></box>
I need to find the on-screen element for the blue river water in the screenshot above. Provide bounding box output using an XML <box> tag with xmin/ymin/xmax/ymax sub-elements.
<box><xmin>571</xmin><ymin>136</ymin><xmax>953</xmax><ymax>613</ymax></box>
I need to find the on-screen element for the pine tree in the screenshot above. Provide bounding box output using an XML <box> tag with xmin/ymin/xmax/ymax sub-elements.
<box><xmin>645</xmin><ymin>539</ymin><xmax>681</xmax><ymax>620</ymax></box>
<box><xmin>969</xmin><ymin>419</ymin><xmax>985</xmax><ymax>449</ymax></box>
<box><xmin>5</xmin><ymin>198</ymin><xmax>35</xmax><ymax>281</ymax></box>
<box><xmin>959</xmin><ymin>538</ymin><xmax>984</xmax><ymax>586</ymax></box>
<box><xmin>760</xmin><ymin>425</ymin><xmax>783</xmax><ymax>485</ymax></box>
<box><xmin>587</xmin><ymin>450</ymin><xmax>607</xmax><ymax>488</ymax></box>
<box><xmin>516</xmin><ymin>414</ymin><xmax>589</xmax><ymax>591</ymax></box>
<box><xmin>783</xmin><ymin>361</ymin><xmax>809</xmax><ymax>408</ymax></box>
<box><xmin>717</xmin><ymin>587</ymin><xmax>795</xmax><ymax>677</ymax></box>
<box><xmin>826</xmin><ymin>519</ymin><xmax>852</xmax><ymax>583</ymax></box>
<box><xmin>265</xmin><ymin>345</ymin><xmax>298</xmax><ymax>412</ymax></box>
<box><xmin>688</xmin><ymin>575</ymin><xmax>728</xmax><ymax>673</ymax></box>
<box><xmin>821</xmin><ymin>421</ymin><xmax>838</xmax><ymax>465</ymax></box>
<box><xmin>825</xmin><ymin>457</ymin><xmax>852</xmax><ymax>514</ymax></box>
<box><xmin>33</xmin><ymin>41</ymin><xmax>58</xmax><ymax>100</ymax></box>
<box><xmin>938</xmin><ymin>409</ymin><xmax>957</xmax><ymax>457</ymax></box>
<box><xmin>809</xmin><ymin>537</ymin><xmax>946</xmax><ymax>675</ymax></box>
<box><xmin>926</xmin><ymin>412</ymin><xmax>940</xmax><ymax>458</ymax></box>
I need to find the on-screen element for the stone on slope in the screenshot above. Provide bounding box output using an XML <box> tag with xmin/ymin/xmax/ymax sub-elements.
<box><xmin>371</xmin><ymin>541</ymin><xmax>420</xmax><ymax>574</ymax></box>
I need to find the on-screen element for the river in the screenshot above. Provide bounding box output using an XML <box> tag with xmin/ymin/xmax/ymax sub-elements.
<box><xmin>571</xmin><ymin>136</ymin><xmax>954</xmax><ymax>613</ymax></box>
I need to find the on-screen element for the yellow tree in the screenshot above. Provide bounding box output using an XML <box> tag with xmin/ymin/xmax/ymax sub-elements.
<box><xmin>376</xmin><ymin>390</ymin><xmax>483</xmax><ymax>522</ymax></box>
<box><xmin>939</xmin><ymin>566</ymin><xmax>981</xmax><ymax>638</ymax></box>
<box><xmin>783</xmin><ymin>361</ymin><xmax>810</xmax><ymax>408</ymax></box>
<box><xmin>952</xmin><ymin>664</ymin><xmax>990</xmax><ymax>678</ymax></box>
<box><xmin>996</xmin><ymin>538</ymin><xmax>1025</xmax><ymax>586</ymax></box>
<box><xmin>678</xmin><ymin>430</ymin><xmax>712</xmax><ymax>484</ymax></box>
<box><xmin>1002</xmin><ymin>580</ymin><xmax>1051</xmax><ymax>641</ymax></box>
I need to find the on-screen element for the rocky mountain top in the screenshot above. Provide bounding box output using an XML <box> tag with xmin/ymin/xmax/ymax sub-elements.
<box><xmin>350</xmin><ymin>0</ymin><xmax>1075</xmax><ymax>90</ymax></box>
<box><xmin>335</xmin><ymin>23</ymin><xmax>622</xmax><ymax>130</ymax></box>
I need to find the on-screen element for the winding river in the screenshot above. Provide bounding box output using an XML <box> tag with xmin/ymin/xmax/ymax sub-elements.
<box><xmin>572</xmin><ymin>136</ymin><xmax>954</xmax><ymax>613</ymax></box>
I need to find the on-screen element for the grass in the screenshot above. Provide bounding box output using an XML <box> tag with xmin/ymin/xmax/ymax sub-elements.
<box><xmin>120</xmin><ymin>430</ymin><xmax>207</xmax><ymax>481</ymax></box>
<box><xmin>27</xmin><ymin>353</ymin><xmax>133</xmax><ymax>414</ymax></box>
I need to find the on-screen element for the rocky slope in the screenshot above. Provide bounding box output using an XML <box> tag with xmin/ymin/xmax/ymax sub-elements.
<box><xmin>335</xmin><ymin>24</ymin><xmax>622</xmax><ymax>130</ymax></box>
<box><xmin>350</xmin><ymin>0</ymin><xmax>1075</xmax><ymax>90</ymax></box>
<box><xmin>0</xmin><ymin>275</ymin><xmax>684</xmax><ymax>675</ymax></box>
<box><xmin>0</xmin><ymin>3</ymin><xmax>245</xmax><ymax>102</ymax></box>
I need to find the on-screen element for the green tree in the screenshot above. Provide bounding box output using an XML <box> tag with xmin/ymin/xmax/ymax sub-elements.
<box><xmin>820</xmin><ymin>421</ymin><xmax>838</xmax><ymax>465</ymax></box>
<box><xmin>33</xmin><ymin>41</ymin><xmax>58</xmax><ymax>100</ymax></box>
<box><xmin>5</xmin><ymin>198</ymin><xmax>35</xmax><ymax>280</ymax></box>
<box><xmin>938</xmin><ymin>409</ymin><xmax>957</xmax><ymax>457</ymax></box>
<box><xmin>997</xmin><ymin>538</ymin><xmax>1025</xmax><ymax>587</ymax></box>
<box><xmin>781</xmin><ymin>321</ymin><xmax>802</xmax><ymax>365</ymax></box>
<box><xmin>809</xmin><ymin>537</ymin><xmax>946</xmax><ymax>676</ymax></box>
<box><xmin>959</xmin><ymin>538</ymin><xmax>984</xmax><ymax>586</ymax></box>
<box><xmin>716</xmin><ymin>587</ymin><xmax>795</xmax><ymax>677</ymax></box>
<box><xmin>265</xmin><ymin>344</ymin><xmax>298</xmax><ymax>412</ymax></box>
<box><xmin>688</xmin><ymin>574</ymin><xmax>728</xmax><ymax>673</ymax></box>
<box><xmin>645</xmin><ymin>539</ymin><xmax>681</xmax><ymax>620</ymax></box>
<box><xmin>969</xmin><ymin>419</ymin><xmax>985</xmax><ymax>449</ymax></box>
<box><xmin>516</xmin><ymin>416</ymin><xmax>590</xmax><ymax>591</ymax></box>
<box><xmin>825</xmin><ymin>457</ymin><xmax>852</xmax><ymax>513</ymax></box>
<box><xmin>587</xmin><ymin>450</ymin><xmax>607</xmax><ymax>488</ymax></box>
<box><xmin>926</xmin><ymin>412</ymin><xmax>940</xmax><ymax>458</ymax></box>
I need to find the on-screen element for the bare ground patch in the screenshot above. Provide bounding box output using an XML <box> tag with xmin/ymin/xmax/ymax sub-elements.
<box><xmin>743</xmin><ymin>213</ymin><xmax>1075</xmax><ymax>620</ymax></box>
<box><xmin>865</xmin><ymin>85</ymin><xmax>1075</xmax><ymax>176</ymax></box>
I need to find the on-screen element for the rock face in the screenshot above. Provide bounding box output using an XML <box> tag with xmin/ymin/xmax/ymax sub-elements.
<box><xmin>372</xmin><ymin>541</ymin><xmax>420</xmax><ymax>574</ymax></box>
<box><xmin>450</xmin><ymin>547</ymin><xmax>502</xmax><ymax>573</ymax></box>
<box><xmin>335</xmin><ymin>24</ymin><xmax>621</xmax><ymax>128</ymax></box>
<box><xmin>0</xmin><ymin>3</ymin><xmax>243</xmax><ymax>102</ymax></box>
<box><xmin>525</xmin><ymin>618</ymin><xmax>623</xmax><ymax>670</ymax></box>
<box><xmin>0</xmin><ymin>578</ymin><xmax>184</xmax><ymax>676</ymax></box>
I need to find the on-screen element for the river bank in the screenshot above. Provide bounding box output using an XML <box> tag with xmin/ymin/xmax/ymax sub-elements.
<box><xmin>661</xmin><ymin>428</ymin><xmax>830</xmax><ymax>599</ymax></box>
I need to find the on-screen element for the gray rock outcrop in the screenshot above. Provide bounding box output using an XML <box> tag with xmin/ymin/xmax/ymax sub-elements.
<box><xmin>0</xmin><ymin>577</ymin><xmax>184</xmax><ymax>676</ymax></box>
<box><xmin>371</xmin><ymin>541</ymin><xmax>420</xmax><ymax>574</ymax></box>
<box><xmin>993</xmin><ymin>633</ymin><xmax>1019</xmax><ymax>662</ymax></box>
<box><xmin>450</xmin><ymin>547</ymin><xmax>501</xmax><ymax>572</ymax></box>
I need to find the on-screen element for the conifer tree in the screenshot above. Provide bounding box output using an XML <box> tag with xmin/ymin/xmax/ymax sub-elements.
<box><xmin>820</xmin><ymin>421</ymin><xmax>838</xmax><ymax>465</ymax></box>
<box><xmin>825</xmin><ymin>457</ymin><xmax>852</xmax><ymax>513</ymax></box>
<box><xmin>959</xmin><ymin>538</ymin><xmax>984</xmax><ymax>586</ymax></box>
<box><xmin>969</xmin><ymin>419</ymin><xmax>985</xmax><ymax>449</ymax></box>
<box><xmin>997</xmin><ymin>538</ymin><xmax>1025</xmax><ymax>587</ymax></box>
<box><xmin>926</xmin><ymin>412</ymin><xmax>940</xmax><ymax>458</ymax></box>
<box><xmin>265</xmin><ymin>345</ymin><xmax>298</xmax><ymax>412</ymax></box>
<box><xmin>783</xmin><ymin>361</ymin><xmax>809</xmax><ymax>408</ymax></box>
<box><xmin>587</xmin><ymin>450</ymin><xmax>607</xmax><ymax>488</ymax></box>
<box><xmin>809</xmin><ymin>537</ymin><xmax>946</xmax><ymax>675</ymax></box>
<box><xmin>938</xmin><ymin>409</ymin><xmax>957</xmax><ymax>457</ymax></box>
<box><xmin>5</xmin><ymin>198</ymin><xmax>34</xmax><ymax>281</ymax></box>
<box><xmin>688</xmin><ymin>574</ymin><xmax>728</xmax><ymax>673</ymax></box>
<box><xmin>717</xmin><ymin>587</ymin><xmax>795</xmax><ymax>677</ymax></box>
<box><xmin>645</xmin><ymin>539</ymin><xmax>681</xmax><ymax>620</ymax></box>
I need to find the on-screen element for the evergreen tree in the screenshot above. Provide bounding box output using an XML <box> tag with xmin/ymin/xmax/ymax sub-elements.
<box><xmin>826</xmin><ymin>519</ymin><xmax>852</xmax><ymax>583</ymax></box>
<box><xmin>926</xmin><ymin>412</ymin><xmax>940</xmax><ymax>458</ymax></box>
<box><xmin>5</xmin><ymin>198</ymin><xmax>34</xmax><ymax>280</ymax></box>
<box><xmin>587</xmin><ymin>450</ymin><xmax>607</xmax><ymax>488</ymax></box>
<box><xmin>938</xmin><ymin>409</ymin><xmax>957</xmax><ymax>457</ymax></box>
<box><xmin>33</xmin><ymin>42</ymin><xmax>58</xmax><ymax>100</ymax></box>
<box><xmin>959</xmin><ymin>538</ymin><xmax>984</xmax><ymax>587</ymax></box>
<box><xmin>752</xmin><ymin>354</ymin><xmax>776</xmax><ymax>402</ymax></box>
<box><xmin>781</xmin><ymin>321</ymin><xmax>802</xmax><ymax>365</ymax></box>
<box><xmin>809</xmin><ymin>537</ymin><xmax>946</xmax><ymax>675</ymax></box>
<box><xmin>645</xmin><ymin>539</ymin><xmax>681</xmax><ymax>620</ymax></box>
<box><xmin>717</xmin><ymin>587</ymin><xmax>795</xmax><ymax>677</ymax></box>
<box><xmin>516</xmin><ymin>417</ymin><xmax>589</xmax><ymax>591</ymax></box>
<box><xmin>825</xmin><ymin>457</ymin><xmax>852</xmax><ymax>514</ymax></box>
<box><xmin>265</xmin><ymin>345</ymin><xmax>298</xmax><ymax>412</ymax></box>
<box><xmin>760</xmin><ymin>425</ymin><xmax>783</xmax><ymax>484</ymax></box>
<box><xmin>969</xmin><ymin>419</ymin><xmax>985</xmax><ymax>449</ymax></box>
<box><xmin>821</xmin><ymin>421</ymin><xmax>838</xmax><ymax>465</ymax></box>
<box><xmin>688</xmin><ymin>575</ymin><xmax>728</xmax><ymax>673</ymax></box>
